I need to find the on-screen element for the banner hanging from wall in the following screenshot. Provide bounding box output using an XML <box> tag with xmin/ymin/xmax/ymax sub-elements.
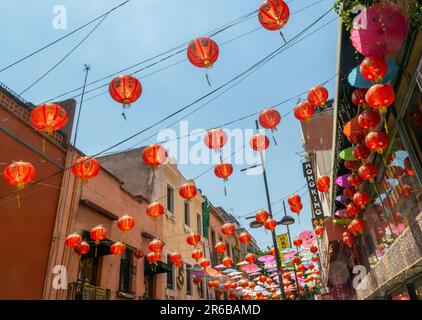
<box><xmin>302</xmin><ymin>161</ymin><xmax>324</xmax><ymax>225</ymax></box>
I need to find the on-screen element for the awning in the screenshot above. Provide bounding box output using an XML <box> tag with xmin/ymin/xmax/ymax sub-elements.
<box><xmin>144</xmin><ymin>259</ymin><xmax>172</xmax><ymax>275</ymax></box>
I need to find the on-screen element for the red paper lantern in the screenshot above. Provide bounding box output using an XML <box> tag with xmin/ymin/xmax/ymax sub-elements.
<box><xmin>109</xmin><ymin>75</ymin><xmax>142</xmax><ymax>107</ymax></box>
<box><xmin>353</xmin><ymin>191</ymin><xmax>370</xmax><ymax>208</ymax></box>
<box><xmin>221</xmin><ymin>223</ymin><xmax>235</xmax><ymax>236</ymax></box>
<box><xmin>146</xmin><ymin>202</ymin><xmax>165</xmax><ymax>218</ymax></box>
<box><xmin>186</xmin><ymin>232</ymin><xmax>201</xmax><ymax>246</ymax></box>
<box><xmin>293</xmin><ymin>238</ymin><xmax>302</xmax><ymax>247</ymax></box>
<box><xmin>343</xmin><ymin>187</ymin><xmax>356</xmax><ymax>198</ymax></box>
<box><xmin>358</xmin><ymin>110</ymin><xmax>381</xmax><ymax>130</ymax></box>
<box><xmin>264</xmin><ymin>218</ymin><xmax>277</xmax><ymax>231</ymax></box>
<box><xmin>347</xmin><ymin>203</ymin><xmax>361</xmax><ymax>217</ymax></box>
<box><xmin>222</xmin><ymin>257</ymin><xmax>233</xmax><ymax>267</ymax></box>
<box><xmin>258</xmin><ymin>0</ymin><xmax>290</xmax><ymax>31</ymax></box>
<box><xmin>72</xmin><ymin>157</ymin><xmax>100</xmax><ymax>181</ymax></box>
<box><xmin>358</xmin><ymin>163</ymin><xmax>378</xmax><ymax>182</ymax></box>
<box><xmin>255</xmin><ymin>209</ymin><xmax>269</xmax><ymax>222</ymax></box>
<box><xmin>193</xmin><ymin>277</ymin><xmax>201</xmax><ymax>285</ymax></box>
<box><xmin>307</xmin><ymin>264</ymin><xmax>315</xmax><ymax>270</ymax></box>
<box><xmin>293</xmin><ymin>256</ymin><xmax>301</xmax><ymax>264</ymax></box>
<box><xmin>149</xmin><ymin>239</ymin><xmax>164</xmax><ymax>253</ymax></box>
<box><xmin>146</xmin><ymin>252</ymin><xmax>161</xmax><ymax>263</ymax></box>
<box><xmin>317</xmin><ymin>176</ymin><xmax>330</xmax><ymax>193</ymax></box>
<box><xmin>269</xmin><ymin>247</ymin><xmax>276</xmax><ymax>256</ymax></box>
<box><xmin>249</xmin><ymin>282</ymin><xmax>256</xmax><ymax>289</ymax></box>
<box><xmin>365</xmin><ymin>130</ymin><xmax>389</xmax><ymax>154</ymax></box>
<box><xmin>245</xmin><ymin>253</ymin><xmax>256</xmax><ymax>263</ymax></box>
<box><xmin>294</xmin><ymin>101</ymin><xmax>314</xmax><ymax>121</ymax></box>
<box><xmin>65</xmin><ymin>233</ymin><xmax>82</xmax><ymax>248</ymax></box>
<box><xmin>347</xmin><ymin>131</ymin><xmax>365</xmax><ymax>145</ymax></box>
<box><xmin>90</xmin><ymin>225</ymin><xmax>107</xmax><ymax>244</ymax></box>
<box><xmin>110</xmin><ymin>242</ymin><xmax>125</xmax><ymax>255</ymax></box>
<box><xmin>310</xmin><ymin>246</ymin><xmax>318</xmax><ymax>254</ymax></box>
<box><xmin>351</xmin><ymin>88</ymin><xmax>368</xmax><ymax>107</ymax></box>
<box><xmin>297</xmin><ymin>265</ymin><xmax>305</xmax><ymax>272</ymax></box>
<box><xmin>117</xmin><ymin>214</ymin><xmax>135</xmax><ymax>232</ymax></box>
<box><xmin>134</xmin><ymin>250</ymin><xmax>145</xmax><ymax>260</ymax></box>
<box><xmin>288</xmin><ymin>194</ymin><xmax>302</xmax><ymax>206</ymax></box>
<box><xmin>365</xmin><ymin>84</ymin><xmax>395</xmax><ymax>112</ymax></box>
<box><xmin>204</xmin><ymin>128</ymin><xmax>227</xmax><ymax>150</ymax></box>
<box><xmin>360</xmin><ymin>56</ymin><xmax>388</xmax><ymax>82</ymax></box>
<box><xmin>224</xmin><ymin>282</ymin><xmax>231</xmax><ymax>290</ymax></box>
<box><xmin>142</xmin><ymin>144</ymin><xmax>168</xmax><ymax>171</ymax></box>
<box><xmin>312</xmin><ymin>256</ymin><xmax>319</xmax><ymax>262</ymax></box>
<box><xmin>352</xmin><ymin>143</ymin><xmax>370</xmax><ymax>160</ymax></box>
<box><xmin>179</xmin><ymin>180</ymin><xmax>197</xmax><ymax>201</ymax></box>
<box><xmin>404</xmin><ymin>157</ymin><xmax>416</xmax><ymax>177</ymax></box>
<box><xmin>250</xmin><ymin>133</ymin><xmax>270</xmax><ymax>151</ymax></box>
<box><xmin>344</xmin><ymin>160</ymin><xmax>360</xmax><ymax>171</ymax></box>
<box><xmin>258</xmin><ymin>108</ymin><xmax>281</xmax><ymax>131</ymax></box>
<box><xmin>259</xmin><ymin>275</ymin><xmax>267</xmax><ymax>283</ymax></box>
<box><xmin>200</xmin><ymin>258</ymin><xmax>210</xmax><ymax>268</ymax></box>
<box><xmin>351</xmin><ymin>219</ymin><xmax>365</xmax><ymax>234</ymax></box>
<box><xmin>74</xmin><ymin>241</ymin><xmax>90</xmax><ymax>255</ymax></box>
<box><xmin>315</xmin><ymin>226</ymin><xmax>324</xmax><ymax>237</ymax></box>
<box><xmin>3</xmin><ymin>161</ymin><xmax>36</xmax><ymax>189</ymax></box>
<box><xmin>30</xmin><ymin>103</ymin><xmax>68</xmax><ymax>135</ymax></box>
<box><xmin>347</xmin><ymin>172</ymin><xmax>364</xmax><ymax>187</ymax></box>
<box><xmin>307</xmin><ymin>86</ymin><xmax>329</xmax><ymax>108</ymax></box>
<box><xmin>343</xmin><ymin>234</ymin><xmax>355</xmax><ymax>247</ymax></box>
<box><xmin>215</xmin><ymin>241</ymin><xmax>227</xmax><ymax>255</ymax></box>
<box><xmin>214</xmin><ymin>163</ymin><xmax>233</xmax><ymax>181</ymax></box>
<box><xmin>290</xmin><ymin>202</ymin><xmax>303</xmax><ymax>213</ymax></box>
<box><xmin>192</xmin><ymin>249</ymin><xmax>203</xmax><ymax>261</ymax></box>
<box><xmin>238</xmin><ymin>232</ymin><xmax>251</xmax><ymax>244</ymax></box>
<box><xmin>187</xmin><ymin>38</ymin><xmax>219</xmax><ymax>68</ymax></box>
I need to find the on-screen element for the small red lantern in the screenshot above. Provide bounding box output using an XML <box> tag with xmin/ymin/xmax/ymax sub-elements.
<box><xmin>109</xmin><ymin>75</ymin><xmax>142</xmax><ymax>108</ymax></box>
<box><xmin>288</xmin><ymin>194</ymin><xmax>302</xmax><ymax>206</ymax></box>
<box><xmin>193</xmin><ymin>277</ymin><xmax>201</xmax><ymax>285</ymax></box>
<box><xmin>294</xmin><ymin>101</ymin><xmax>314</xmax><ymax>121</ymax></box>
<box><xmin>269</xmin><ymin>247</ymin><xmax>276</xmax><ymax>256</ymax></box>
<box><xmin>146</xmin><ymin>252</ymin><xmax>161</xmax><ymax>264</ymax></box>
<box><xmin>307</xmin><ymin>86</ymin><xmax>329</xmax><ymax>108</ymax></box>
<box><xmin>358</xmin><ymin>110</ymin><xmax>381</xmax><ymax>130</ymax></box>
<box><xmin>221</xmin><ymin>223</ymin><xmax>235</xmax><ymax>236</ymax></box>
<box><xmin>310</xmin><ymin>246</ymin><xmax>318</xmax><ymax>254</ymax></box>
<box><xmin>170</xmin><ymin>252</ymin><xmax>182</xmax><ymax>264</ymax></box>
<box><xmin>267</xmin><ymin>278</ymin><xmax>273</xmax><ymax>285</ymax></box>
<box><xmin>179</xmin><ymin>180</ymin><xmax>197</xmax><ymax>201</ymax></box>
<box><xmin>352</xmin><ymin>144</ymin><xmax>370</xmax><ymax>160</ymax></box>
<box><xmin>65</xmin><ymin>233</ymin><xmax>82</xmax><ymax>248</ymax></box>
<box><xmin>90</xmin><ymin>225</ymin><xmax>107</xmax><ymax>244</ymax></box>
<box><xmin>110</xmin><ymin>242</ymin><xmax>125</xmax><ymax>255</ymax></box>
<box><xmin>258</xmin><ymin>108</ymin><xmax>281</xmax><ymax>131</ymax></box>
<box><xmin>358</xmin><ymin>163</ymin><xmax>378</xmax><ymax>183</ymax></box>
<box><xmin>74</xmin><ymin>241</ymin><xmax>90</xmax><ymax>255</ymax></box>
<box><xmin>214</xmin><ymin>162</ymin><xmax>233</xmax><ymax>181</ymax></box>
<box><xmin>3</xmin><ymin>161</ymin><xmax>36</xmax><ymax>189</ymax></box>
<box><xmin>290</xmin><ymin>202</ymin><xmax>303</xmax><ymax>213</ymax></box>
<box><xmin>365</xmin><ymin>84</ymin><xmax>395</xmax><ymax>112</ymax></box>
<box><xmin>400</xmin><ymin>184</ymin><xmax>412</xmax><ymax>198</ymax></box>
<box><xmin>192</xmin><ymin>249</ymin><xmax>203</xmax><ymax>261</ymax></box>
<box><xmin>347</xmin><ymin>203</ymin><xmax>361</xmax><ymax>217</ymax></box>
<box><xmin>293</xmin><ymin>238</ymin><xmax>302</xmax><ymax>247</ymax></box>
<box><xmin>238</xmin><ymin>232</ymin><xmax>251</xmax><ymax>244</ymax></box>
<box><xmin>187</xmin><ymin>38</ymin><xmax>219</xmax><ymax>68</ymax></box>
<box><xmin>224</xmin><ymin>282</ymin><xmax>231</xmax><ymax>290</ymax></box>
<box><xmin>222</xmin><ymin>257</ymin><xmax>233</xmax><ymax>268</ymax></box>
<box><xmin>204</xmin><ymin>128</ymin><xmax>227</xmax><ymax>150</ymax></box>
<box><xmin>186</xmin><ymin>232</ymin><xmax>201</xmax><ymax>246</ymax></box>
<box><xmin>134</xmin><ymin>250</ymin><xmax>145</xmax><ymax>260</ymax></box>
<box><xmin>360</xmin><ymin>56</ymin><xmax>388</xmax><ymax>82</ymax></box>
<box><xmin>259</xmin><ymin>275</ymin><xmax>267</xmax><ymax>283</ymax></box>
<box><xmin>347</xmin><ymin>172</ymin><xmax>364</xmax><ymax>187</ymax></box>
<box><xmin>30</xmin><ymin>103</ymin><xmax>68</xmax><ymax>135</ymax></box>
<box><xmin>245</xmin><ymin>253</ymin><xmax>256</xmax><ymax>263</ymax></box>
<box><xmin>215</xmin><ymin>241</ymin><xmax>227</xmax><ymax>255</ymax></box>
<box><xmin>256</xmin><ymin>210</ymin><xmax>269</xmax><ymax>223</ymax></box>
<box><xmin>146</xmin><ymin>202</ymin><xmax>165</xmax><ymax>218</ymax></box>
<box><xmin>353</xmin><ymin>191</ymin><xmax>370</xmax><ymax>208</ymax></box>
<box><xmin>264</xmin><ymin>218</ymin><xmax>277</xmax><ymax>231</ymax></box>
<box><xmin>343</xmin><ymin>233</ymin><xmax>355</xmax><ymax>247</ymax></box>
<box><xmin>307</xmin><ymin>264</ymin><xmax>315</xmax><ymax>270</ymax></box>
<box><xmin>72</xmin><ymin>157</ymin><xmax>100</xmax><ymax>181</ymax></box>
<box><xmin>293</xmin><ymin>256</ymin><xmax>301</xmax><ymax>264</ymax></box>
<box><xmin>117</xmin><ymin>214</ymin><xmax>135</xmax><ymax>232</ymax></box>
<box><xmin>200</xmin><ymin>258</ymin><xmax>210</xmax><ymax>268</ymax></box>
<box><xmin>312</xmin><ymin>256</ymin><xmax>319</xmax><ymax>263</ymax></box>
<box><xmin>347</xmin><ymin>131</ymin><xmax>365</xmax><ymax>145</ymax></box>
<box><xmin>297</xmin><ymin>265</ymin><xmax>305</xmax><ymax>272</ymax></box>
<box><xmin>351</xmin><ymin>219</ymin><xmax>365</xmax><ymax>234</ymax></box>
<box><xmin>343</xmin><ymin>187</ymin><xmax>357</xmax><ymax>198</ymax></box>
<box><xmin>142</xmin><ymin>144</ymin><xmax>168</xmax><ymax>171</ymax></box>
<box><xmin>317</xmin><ymin>176</ymin><xmax>330</xmax><ymax>193</ymax></box>
<box><xmin>149</xmin><ymin>239</ymin><xmax>164</xmax><ymax>253</ymax></box>
<box><xmin>249</xmin><ymin>282</ymin><xmax>256</xmax><ymax>289</ymax></box>
<box><xmin>365</xmin><ymin>130</ymin><xmax>389</xmax><ymax>154</ymax></box>
<box><xmin>344</xmin><ymin>160</ymin><xmax>360</xmax><ymax>171</ymax></box>
<box><xmin>351</xmin><ymin>88</ymin><xmax>368</xmax><ymax>107</ymax></box>
<box><xmin>314</xmin><ymin>226</ymin><xmax>324</xmax><ymax>237</ymax></box>
<box><xmin>250</xmin><ymin>133</ymin><xmax>270</xmax><ymax>151</ymax></box>
<box><xmin>258</xmin><ymin>0</ymin><xmax>290</xmax><ymax>31</ymax></box>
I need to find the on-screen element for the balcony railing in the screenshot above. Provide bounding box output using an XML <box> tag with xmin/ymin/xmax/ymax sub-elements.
<box><xmin>67</xmin><ymin>282</ymin><xmax>111</xmax><ymax>300</ymax></box>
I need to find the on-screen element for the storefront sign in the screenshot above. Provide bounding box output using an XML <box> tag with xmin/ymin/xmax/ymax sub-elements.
<box><xmin>276</xmin><ymin>233</ymin><xmax>290</xmax><ymax>251</ymax></box>
<box><xmin>302</xmin><ymin>161</ymin><xmax>324</xmax><ymax>222</ymax></box>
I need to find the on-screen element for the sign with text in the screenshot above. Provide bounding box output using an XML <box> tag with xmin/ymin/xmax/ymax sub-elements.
<box><xmin>302</xmin><ymin>161</ymin><xmax>324</xmax><ymax>223</ymax></box>
<box><xmin>276</xmin><ymin>233</ymin><xmax>290</xmax><ymax>251</ymax></box>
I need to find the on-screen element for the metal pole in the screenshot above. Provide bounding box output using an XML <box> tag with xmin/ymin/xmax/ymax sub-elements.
<box><xmin>255</xmin><ymin>120</ymin><xmax>286</xmax><ymax>300</ymax></box>
<box><xmin>73</xmin><ymin>64</ymin><xmax>91</xmax><ymax>147</ymax></box>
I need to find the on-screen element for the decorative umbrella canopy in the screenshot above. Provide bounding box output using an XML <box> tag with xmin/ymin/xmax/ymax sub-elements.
<box><xmin>339</xmin><ymin>147</ymin><xmax>356</xmax><ymax>161</ymax></box>
<box><xmin>242</xmin><ymin>263</ymin><xmax>260</xmax><ymax>273</ymax></box>
<box><xmin>298</xmin><ymin>230</ymin><xmax>317</xmax><ymax>249</ymax></box>
<box><xmin>249</xmin><ymin>272</ymin><xmax>261</xmax><ymax>277</ymax></box>
<box><xmin>269</xmin><ymin>272</ymin><xmax>278</xmax><ymax>277</ymax></box>
<box><xmin>214</xmin><ymin>264</ymin><xmax>225</xmax><ymax>270</ymax></box>
<box><xmin>336</xmin><ymin>174</ymin><xmax>352</xmax><ymax>188</ymax></box>
<box><xmin>350</xmin><ymin>2</ymin><xmax>408</xmax><ymax>57</ymax></box>
<box><xmin>236</xmin><ymin>261</ymin><xmax>249</xmax><ymax>266</ymax></box>
<box><xmin>264</xmin><ymin>263</ymin><xmax>277</xmax><ymax>270</ymax></box>
<box><xmin>223</xmin><ymin>269</ymin><xmax>239</xmax><ymax>274</ymax></box>
<box><xmin>282</xmin><ymin>249</ymin><xmax>298</xmax><ymax>260</ymax></box>
<box><xmin>258</xmin><ymin>255</ymin><xmax>275</xmax><ymax>263</ymax></box>
<box><xmin>348</xmin><ymin>59</ymin><xmax>399</xmax><ymax>88</ymax></box>
<box><xmin>230</xmin><ymin>275</ymin><xmax>243</xmax><ymax>280</ymax></box>
<box><xmin>336</xmin><ymin>195</ymin><xmax>349</xmax><ymax>203</ymax></box>
<box><xmin>334</xmin><ymin>209</ymin><xmax>349</xmax><ymax>218</ymax></box>
<box><xmin>191</xmin><ymin>270</ymin><xmax>207</xmax><ymax>277</ymax></box>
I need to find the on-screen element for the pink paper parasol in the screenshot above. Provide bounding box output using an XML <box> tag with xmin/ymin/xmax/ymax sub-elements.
<box><xmin>282</xmin><ymin>249</ymin><xmax>298</xmax><ymax>261</ymax></box>
<box><xmin>258</xmin><ymin>255</ymin><xmax>275</xmax><ymax>263</ymax></box>
<box><xmin>334</xmin><ymin>209</ymin><xmax>348</xmax><ymax>218</ymax></box>
<box><xmin>336</xmin><ymin>174</ymin><xmax>352</xmax><ymax>188</ymax></box>
<box><xmin>241</xmin><ymin>263</ymin><xmax>259</xmax><ymax>273</ymax></box>
<box><xmin>350</xmin><ymin>2</ymin><xmax>408</xmax><ymax>56</ymax></box>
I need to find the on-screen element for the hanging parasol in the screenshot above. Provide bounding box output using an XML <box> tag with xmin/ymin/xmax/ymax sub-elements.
<box><xmin>339</xmin><ymin>147</ymin><xmax>356</xmax><ymax>161</ymax></box>
<box><xmin>241</xmin><ymin>263</ymin><xmax>260</xmax><ymax>273</ymax></box>
<box><xmin>336</xmin><ymin>174</ymin><xmax>352</xmax><ymax>188</ymax></box>
<box><xmin>258</xmin><ymin>255</ymin><xmax>275</xmax><ymax>263</ymax></box>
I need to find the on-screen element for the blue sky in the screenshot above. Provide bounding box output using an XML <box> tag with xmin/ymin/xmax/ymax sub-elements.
<box><xmin>0</xmin><ymin>0</ymin><xmax>338</xmax><ymax>249</ymax></box>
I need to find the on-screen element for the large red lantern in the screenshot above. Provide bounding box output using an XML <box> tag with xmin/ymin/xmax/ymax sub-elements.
<box><xmin>90</xmin><ymin>225</ymin><xmax>107</xmax><ymax>244</ymax></box>
<box><xmin>215</xmin><ymin>241</ymin><xmax>227</xmax><ymax>255</ymax></box>
<box><xmin>250</xmin><ymin>133</ymin><xmax>270</xmax><ymax>151</ymax></box>
<box><xmin>187</xmin><ymin>232</ymin><xmax>201</xmax><ymax>246</ymax></box>
<box><xmin>307</xmin><ymin>86</ymin><xmax>329</xmax><ymax>108</ymax></box>
<box><xmin>238</xmin><ymin>232</ymin><xmax>251</xmax><ymax>244</ymax></box>
<box><xmin>317</xmin><ymin>176</ymin><xmax>330</xmax><ymax>193</ymax></box>
<box><xmin>358</xmin><ymin>110</ymin><xmax>381</xmax><ymax>130</ymax></box>
<box><xmin>344</xmin><ymin>160</ymin><xmax>360</xmax><ymax>171</ymax></box>
<box><xmin>200</xmin><ymin>258</ymin><xmax>210</xmax><ymax>268</ymax></box>
<box><xmin>221</xmin><ymin>223</ymin><xmax>235</xmax><ymax>236</ymax></box>
<box><xmin>109</xmin><ymin>75</ymin><xmax>142</xmax><ymax>108</ymax></box>
<box><xmin>30</xmin><ymin>103</ymin><xmax>68</xmax><ymax>135</ymax></box>
<box><xmin>347</xmin><ymin>172</ymin><xmax>363</xmax><ymax>187</ymax></box>
<box><xmin>358</xmin><ymin>163</ymin><xmax>378</xmax><ymax>182</ymax></box>
<box><xmin>343</xmin><ymin>187</ymin><xmax>356</xmax><ymax>198</ymax></box>
<box><xmin>245</xmin><ymin>253</ymin><xmax>256</xmax><ymax>263</ymax></box>
<box><xmin>204</xmin><ymin>128</ymin><xmax>227</xmax><ymax>150</ymax></box>
<box><xmin>347</xmin><ymin>203</ymin><xmax>361</xmax><ymax>217</ymax></box>
<box><xmin>117</xmin><ymin>214</ymin><xmax>135</xmax><ymax>232</ymax></box>
<box><xmin>293</xmin><ymin>238</ymin><xmax>302</xmax><ymax>247</ymax></box>
<box><xmin>360</xmin><ymin>56</ymin><xmax>388</xmax><ymax>82</ymax></box>
<box><xmin>149</xmin><ymin>239</ymin><xmax>164</xmax><ymax>253</ymax></box>
<box><xmin>146</xmin><ymin>252</ymin><xmax>161</xmax><ymax>264</ymax></box>
<box><xmin>264</xmin><ymin>218</ymin><xmax>277</xmax><ymax>231</ymax></box>
<box><xmin>288</xmin><ymin>194</ymin><xmax>302</xmax><ymax>206</ymax></box>
<box><xmin>352</xmin><ymin>144</ymin><xmax>370</xmax><ymax>160</ymax></box>
<box><xmin>343</xmin><ymin>233</ymin><xmax>355</xmax><ymax>247</ymax></box>
<box><xmin>3</xmin><ymin>161</ymin><xmax>36</xmax><ymax>190</ymax></box>
<box><xmin>64</xmin><ymin>233</ymin><xmax>82</xmax><ymax>248</ymax></box>
<box><xmin>290</xmin><ymin>202</ymin><xmax>303</xmax><ymax>213</ymax></box>
<box><xmin>294</xmin><ymin>101</ymin><xmax>314</xmax><ymax>121</ymax></box>
<box><xmin>353</xmin><ymin>191</ymin><xmax>369</xmax><ymax>208</ymax></box>
<box><xmin>142</xmin><ymin>144</ymin><xmax>168</xmax><ymax>171</ymax></box>
<box><xmin>255</xmin><ymin>210</ymin><xmax>269</xmax><ymax>223</ymax></box>
<box><xmin>222</xmin><ymin>257</ymin><xmax>233</xmax><ymax>268</ymax></box>
<box><xmin>146</xmin><ymin>202</ymin><xmax>165</xmax><ymax>218</ymax></box>
<box><xmin>110</xmin><ymin>242</ymin><xmax>125</xmax><ymax>255</ymax></box>
<box><xmin>351</xmin><ymin>219</ymin><xmax>365</xmax><ymax>234</ymax></box>
<box><xmin>179</xmin><ymin>180</ymin><xmax>197</xmax><ymax>201</ymax></box>
<box><xmin>258</xmin><ymin>0</ymin><xmax>290</xmax><ymax>31</ymax></box>
<box><xmin>170</xmin><ymin>252</ymin><xmax>182</xmax><ymax>264</ymax></box>
<box><xmin>365</xmin><ymin>130</ymin><xmax>389</xmax><ymax>154</ymax></box>
<box><xmin>75</xmin><ymin>241</ymin><xmax>90</xmax><ymax>255</ymax></box>
<box><xmin>192</xmin><ymin>249</ymin><xmax>203</xmax><ymax>261</ymax></box>
<box><xmin>351</xmin><ymin>88</ymin><xmax>368</xmax><ymax>107</ymax></box>
<box><xmin>214</xmin><ymin>163</ymin><xmax>233</xmax><ymax>181</ymax></box>
<box><xmin>187</xmin><ymin>38</ymin><xmax>219</xmax><ymax>68</ymax></box>
<box><xmin>365</xmin><ymin>84</ymin><xmax>395</xmax><ymax>112</ymax></box>
<box><xmin>259</xmin><ymin>108</ymin><xmax>281</xmax><ymax>131</ymax></box>
<box><xmin>72</xmin><ymin>157</ymin><xmax>100</xmax><ymax>181</ymax></box>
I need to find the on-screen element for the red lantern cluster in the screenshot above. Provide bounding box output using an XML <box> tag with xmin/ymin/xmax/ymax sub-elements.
<box><xmin>317</xmin><ymin>176</ymin><xmax>330</xmax><ymax>193</ymax></box>
<box><xmin>258</xmin><ymin>0</ymin><xmax>290</xmax><ymax>31</ymax></box>
<box><xmin>288</xmin><ymin>194</ymin><xmax>303</xmax><ymax>214</ymax></box>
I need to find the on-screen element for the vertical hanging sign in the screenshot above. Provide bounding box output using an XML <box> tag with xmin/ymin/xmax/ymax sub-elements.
<box><xmin>302</xmin><ymin>161</ymin><xmax>325</xmax><ymax>226</ymax></box>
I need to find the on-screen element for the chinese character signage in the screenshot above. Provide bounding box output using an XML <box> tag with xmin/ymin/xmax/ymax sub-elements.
<box><xmin>276</xmin><ymin>233</ymin><xmax>290</xmax><ymax>251</ymax></box>
<box><xmin>302</xmin><ymin>161</ymin><xmax>324</xmax><ymax>223</ymax></box>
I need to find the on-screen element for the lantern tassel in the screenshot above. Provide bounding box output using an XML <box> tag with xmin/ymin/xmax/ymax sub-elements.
<box><xmin>16</xmin><ymin>192</ymin><xmax>21</xmax><ymax>208</ymax></box>
<box><xmin>42</xmin><ymin>137</ymin><xmax>46</xmax><ymax>153</ymax></box>
<box><xmin>205</xmin><ymin>73</ymin><xmax>212</xmax><ymax>87</ymax></box>
<box><xmin>272</xmin><ymin>134</ymin><xmax>278</xmax><ymax>146</ymax></box>
<box><xmin>121</xmin><ymin>110</ymin><xmax>127</xmax><ymax>121</ymax></box>
<box><xmin>224</xmin><ymin>184</ymin><xmax>227</xmax><ymax>197</ymax></box>
<box><xmin>279</xmin><ymin>31</ymin><xmax>287</xmax><ymax>44</ymax></box>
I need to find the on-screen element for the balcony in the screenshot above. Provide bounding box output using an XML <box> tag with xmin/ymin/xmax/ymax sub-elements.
<box><xmin>67</xmin><ymin>282</ymin><xmax>111</xmax><ymax>300</ymax></box>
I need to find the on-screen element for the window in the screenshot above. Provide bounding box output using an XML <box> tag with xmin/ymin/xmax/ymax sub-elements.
<box><xmin>197</xmin><ymin>213</ymin><xmax>202</xmax><ymax>236</ymax></box>
<box><xmin>186</xmin><ymin>265</ymin><xmax>192</xmax><ymax>296</ymax></box>
<box><xmin>167</xmin><ymin>254</ymin><xmax>174</xmax><ymax>289</ymax></box>
<box><xmin>119</xmin><ymin>248</ymin><xmax>133</xmax><ymax>293</ymax></box>
<box><xmin>211</xmin><ymin>229</ymin><xmax>216</xmax><ymax>247</ymax></box>
<box><xmin>167</xmin><ymin>184</ymin><xmax>174</xmax><ymax>214</ymax></box>
<box><xmin>184</xmin><ymin>202</ymin><xmax>190</xmax><ymax>226</ymax></box>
